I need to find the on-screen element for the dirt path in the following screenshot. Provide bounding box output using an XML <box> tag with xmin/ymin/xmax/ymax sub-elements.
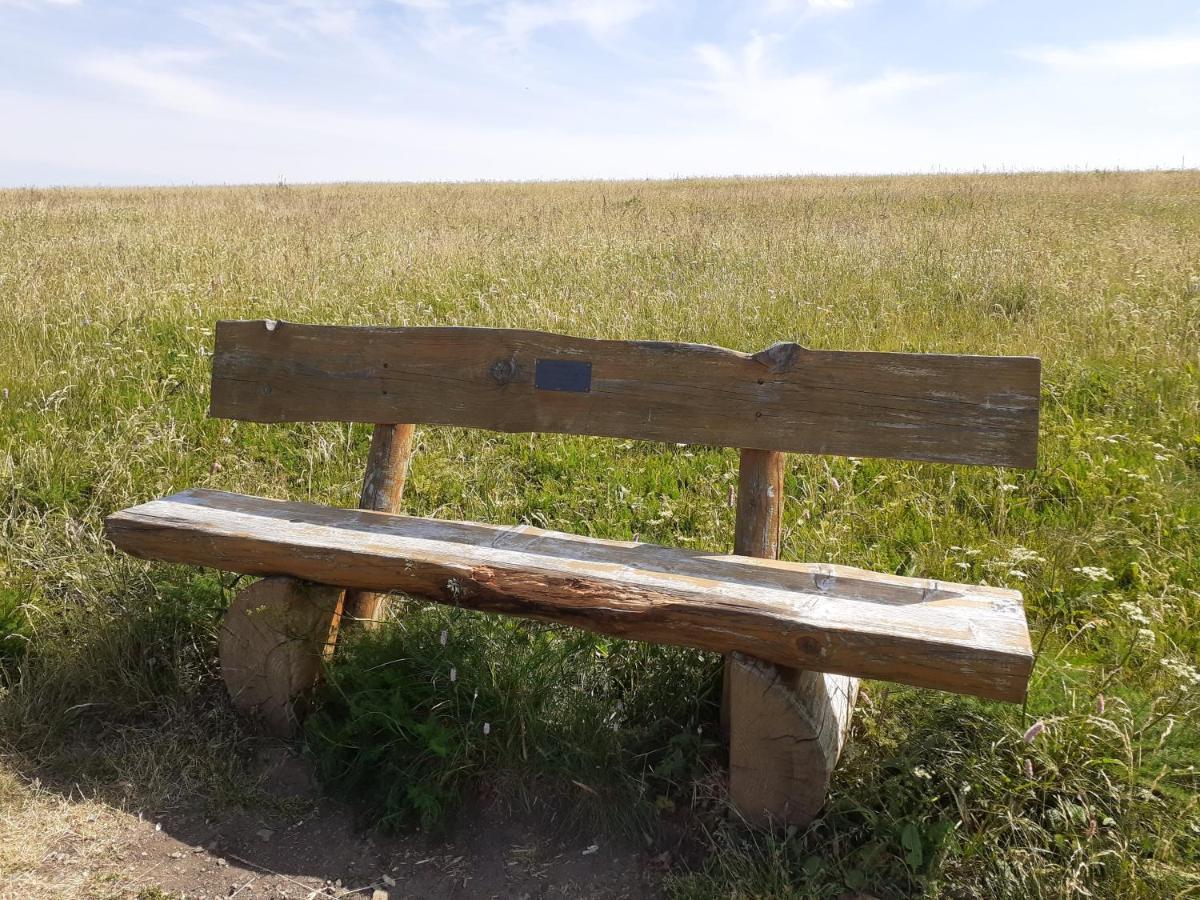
<box><xmin>0</xmin><ymin>749</ymin><xmax>663</xmax><ymax>899</ymax></box>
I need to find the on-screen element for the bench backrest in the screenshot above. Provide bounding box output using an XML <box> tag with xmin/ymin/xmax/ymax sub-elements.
<box><xmin>210</xmin><ymin>320</ymin><xmax>1040</xmax><ymax>468</ymax></box>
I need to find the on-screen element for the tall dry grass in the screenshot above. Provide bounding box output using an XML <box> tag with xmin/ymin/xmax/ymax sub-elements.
<box><xmin>1</xmin><ymin>172</ymin><xmax>1198</xmax><ymax>897</ymax></box>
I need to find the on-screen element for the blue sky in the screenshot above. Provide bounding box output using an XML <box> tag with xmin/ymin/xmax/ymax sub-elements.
<box><xmin>2</xmin><ymin>0</ymin><xmax>1198</xmax><ymax>185</ymax></box>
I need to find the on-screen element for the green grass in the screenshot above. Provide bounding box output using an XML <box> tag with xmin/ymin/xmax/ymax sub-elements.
<box><xmin>1</xmin><ymin>172</ymin><xmax>1198</xmax><ymax>897</ymax></box>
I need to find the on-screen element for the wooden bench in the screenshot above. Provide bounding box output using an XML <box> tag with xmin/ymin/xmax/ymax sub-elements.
<box><xmin>105</xmin><ymin>320</ymin><xmax>1040</xmax><ymax>826</ymax></box>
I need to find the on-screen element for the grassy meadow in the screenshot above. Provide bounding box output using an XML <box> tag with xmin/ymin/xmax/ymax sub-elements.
<box><xmin>1</xmin><ymin>171</ymin><xmax>1199</xmax><ymax>898</ymax></box>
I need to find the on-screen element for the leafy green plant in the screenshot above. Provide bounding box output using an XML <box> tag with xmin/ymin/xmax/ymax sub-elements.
<box><xmin>304</xmin><ymin>602</ymin><xmax>720</xmax><ymax>833</ymax></box>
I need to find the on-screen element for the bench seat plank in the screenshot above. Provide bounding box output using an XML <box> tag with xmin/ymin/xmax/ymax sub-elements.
<box><xmin>105</xmin><ymin>489</ymin><xmax>1033</xmax><ymax>702</ymax></box>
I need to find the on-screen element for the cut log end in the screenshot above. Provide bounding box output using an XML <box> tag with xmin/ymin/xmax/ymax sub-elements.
<box><xmin>728</xmin><ymin>652</ymin><xmax>860</xmax><ymax>827</ymax></box>
<box><xmin>218</xmin><ymin>576</ymin><xmax>343</xmax><ymax>737</ymax></box>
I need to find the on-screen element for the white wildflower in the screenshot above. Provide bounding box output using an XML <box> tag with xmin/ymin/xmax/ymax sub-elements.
<box><xmin>1008</xmin><ymin>546</ymin><xmax>1046</xmax><ymax>564</ymax></box>
<box><xmin>1161</xmin><ymin>658</ymin><xmax>1200</xmax><ymax>686</ymax></box>
<box><xmin>1073</xmin><ymin>566</ymin><xmax>1113</xmax><ymax>582</ymax></box>
<box><xmin>449</xmin><ymin>667</ymin><xmax>457</xmax><ymax>683</ymax></box>
<box><xmin>440</xmin><ymin>629</ymin><xmax>448</xmax><ymax>646</ymax></box>
<box><xmin>1118</xmin><ymin>601</ymin><xmax>1151</xmax><ymax>625</ymax></box>
<box><xmin>483</xmin><ymin>722</ymin><xmax>491</xmax><ymax>736</ymax></box>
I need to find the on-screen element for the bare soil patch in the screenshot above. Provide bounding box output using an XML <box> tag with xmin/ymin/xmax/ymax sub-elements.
<box><xmin>1</xmin><ymin>747</ymin><xmax>661</xmax><ymax>900</ymax></box>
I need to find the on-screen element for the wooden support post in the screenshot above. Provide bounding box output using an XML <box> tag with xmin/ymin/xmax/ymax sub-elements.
<box><xmin>337</xmin><ymin>423</ymin><xmax>416</xmax><ymax>629</ymax></box>
<box><xmin>219</xmin><ymin>576</ymin><xmax>344</xmax><ymax>736</ymax></box>
<box><xmin>218</xmin><ymin>424</ymin><xmax>415</xmax><ymax>736</ymax></box>
<box><xmin>725</xmin><ymin>448</ymin><xmax>860</xmax><ymax>827</ymax></box>
<box><xmin>733</xmin><ymin>448</ymin><xmax>787</xmax><ymax>561</ymax></box>
<box><xmin>721</xmin><ymin>448</ymin><xmax>785</xmax><ymax>742</ymax></box>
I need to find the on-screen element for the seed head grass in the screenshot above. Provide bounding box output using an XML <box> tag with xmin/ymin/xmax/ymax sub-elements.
<box><xmin>1</xmin><ymin>172</ymin><xmax>1198</xmax><ymax>897</ymax></box>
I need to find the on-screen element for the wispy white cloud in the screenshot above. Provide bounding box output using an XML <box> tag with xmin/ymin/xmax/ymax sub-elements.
<box><xmin>181</xmin><ymin>0</ymin><xmax>428</xmax><ymax>87</ymax></box>
<box><xmin>693</xmin><ymin>33</ymin><xmax>943</xmax><ymax>125</ymax></box>
<box><xmin>180</xmin><ymin>0</ymin><xmax>656</xmax><ymax>70</ymax></box>
<box><xmin>1020</xmin><ymin>34</ymin><xmax>1200</xmax><ymax>71</ymax></box>
<box><xmin>0</xmin><ymin>0</ymin><xmax>81</xmax><ymax>7</ymax></box>
<box><xmin>183</xmin><ymin>0</ymin><xmax>362</xmax><ymax>55</ymax></box>
<box><xmin>75</xmin><ymin>49</ymin><xmax>227</xmax><ymax>117</ymax></box>
<box><xmin>386</xmin><ymin>0</ymin><xmax>450</xmax><ymax>9</ymax></box>
<box><xmin>762</xmin><ymin>0</ymin><xmax>858</xmax><ymax>17</ymax></box>
<box><xmin>5</xmin><ymin>0</ymin><xmax>1200</xmax><ymax>185</ymax></box>
<box><xmin>490</xmin><ymin>0</ymin><xmax>657</xmax><ymax>44</ymax></box>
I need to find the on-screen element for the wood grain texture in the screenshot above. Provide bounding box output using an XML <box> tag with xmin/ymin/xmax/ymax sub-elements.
<box><xmin>721</xmin><ymin>447</ymin><xmax>788</xmax><ymax>740</ymax></box>
<box><xmin>733</xmin><ymin>449</ymin><xmax>787</xmax><ymax>560</ymax></box>
<box><xmin>217</xmin><ymin>576</ymin><xmax>343</xmax><ymax>736</ymax></box>
<box><xmin>105</xmin><ymin>489</ymin><xmax>1034</xmax><ymax>701</ymax></box>
<box><xmin>339</xmin><ymin>422</ymin><xmax>416</xmax><ymax>629</ymax></box>
<box><xmin>729</xmin><ymin>655</ymin><xmax>859</xmax><ymax>825</ymax></box>
<box><xmin>209</xmin><ymin>321</ymin><xmax>1040</xmax><ymax>468</ymax></box>
<box><xmin>726</xmin><ymin>449</ymin><xmax>860</xmax><ymax>826</ymax></box>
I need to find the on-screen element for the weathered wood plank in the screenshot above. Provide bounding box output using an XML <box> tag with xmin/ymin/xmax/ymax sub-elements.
<box><xmin>210</xmin><ymin>321</ymin><xmax>1040</xmax><ymax>468</ymax></box>
<box><xmin>105</xmin><ymin>490</ymin><xmax>1034</xmax><ymax>701</ymax></box>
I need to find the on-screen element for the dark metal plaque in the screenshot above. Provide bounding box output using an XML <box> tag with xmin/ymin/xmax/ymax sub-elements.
<box><xmin>534</xmin><ymin>359</ymin><xmax>592</xmax><ymax>393</ymax></box>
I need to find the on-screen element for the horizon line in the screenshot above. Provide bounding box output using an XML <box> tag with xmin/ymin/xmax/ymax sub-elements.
<box><xmin>4</xmin><ymin>164</ymin><xmax>1198</xmax><ymax>192</ymax></box>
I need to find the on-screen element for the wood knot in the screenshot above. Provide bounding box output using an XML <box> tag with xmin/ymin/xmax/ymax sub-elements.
<box><xmin>490</xmin><ymin>358</ymin><xmax>518</xmax><ymax>385</ymax></box>
<box><xmin>752</xmin><ymin>341</ymin><xmax>804</xmax><ymax>374</ymax></box>
<box><xmin>469</xmin><ymin>566</ymin><xmax>497</xmax><ymax>588</ymax></box>
<box><xmin>794</xmin><ymin>635</ymin><xmax>823</xmax><ymax>658</ymax></box>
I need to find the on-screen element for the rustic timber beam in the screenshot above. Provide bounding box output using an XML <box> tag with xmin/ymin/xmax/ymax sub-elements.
<box><xmin>209</xmin><ymin>321</ymin><xmax>1040</xmax><ymax>468</ymax></box>
<box><xmin>105</xmin><ymin>489</ymin><xmax>1033</xmax><ymax>702</ymax></box>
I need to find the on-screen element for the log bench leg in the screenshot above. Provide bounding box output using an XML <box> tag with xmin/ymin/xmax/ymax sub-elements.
<box><xmin>221</xmin><ymin>424</ymin><xmax>416</xmax><ymax>737</ymax></box>
<box><xmin>728</xmin><ymin>657</ymin><xmax>859</xmax><ymax>825</ymax></box>
<box><xmin>218</xmin><ymin>576</ymin><xmax>343</xmax><ymax>736</ymax></box>
<box><xmin>725</xmin><ymin>448</ymin><xmax>860</xmax><ymax>826</ymax></box>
